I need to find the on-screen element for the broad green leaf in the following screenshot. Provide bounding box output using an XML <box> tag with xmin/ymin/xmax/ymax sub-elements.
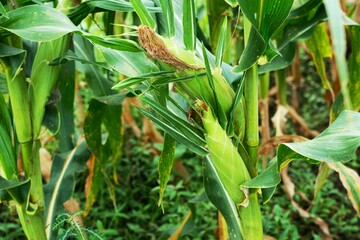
<box><xmin>42</xmin><ymin>104</ymin><xmax>60</xmax><ymax>135</ymax></box>
<box><xmin>74</xmin><ymin>35</ymin><xmax>114</xmax><ymax>96</ymax></box>
<box><xmin>240</xmin><ymin>159</ymin><xmax>279</xmax><ymax>203</ymax></box>
<box><xmin>67</xmin><ymin>0</ymin><xmax>160</xmax><ymax>25</ymax></box>
<box><xmin>0</xmin><ymin>176</ymin><xmax>30</xmax><ymax>204</ymax></box>
<box><xmin>158</xmin><ymin>134</ymin><xmax>176</xmax><ymax>209</ymax></box>
<box><xmin>159</xmin><ymin>0</ymin><xmax>175</xmax><ymax>37</ymax></box>
<box><xmin>0</xmin><ymin>43</ymin><xmax>26</xmax><ymax>81</ymax></box>
<box><xmin>323</xmin><ymin>0</ymin><xmax>352</xmax><ymax>109</ymax></box>
<box><xmin>183</xmin><ymin>0</ymin><xmax>196</xmax><ymax>51</ymax></box>
<box><xmin>83</xmin><ymin>96</ymin><xmax>123</xmax><ymax>215</ymax></box>
<box><xmin>327</xmin><ymin>162</ymin><xmax>360</xmax><ymax>216</ymax></box>
<box><xmin>278</xmin><ymin>4</ymin><xmax>327</xmax><ymax>51</ymax></box>
<box><xmin>204</xmin><ymin>156</ymin><xmax>242</xmax><ymax>240</ymax></box>
<box><xmin>130</xmin><ymin>0</ymin><xmax>156</xmax><ymax>29</ymax></box>
<box><xmin>234</xmin><ymin>27</ymin><xmax>266</xmax><ymax>72</ymax></box>
<box><xmin>57</xmin><ymin>59</ymin><xmax>75</xmax><ymax>152</ymax></box>
<box><xmin>0</xmin><ymin>5</ymin><xmax>78</xmax><ymax>41</ymax></box>
<box><xmin>98</xmin><ymin>45</ymin><xmax>159</xmax><ymax>77</ymax></box>
<box><xmin>0</xmin><ymin>125</ymin><xmax>16</xmax><ymax>180</ymax></box>
<box><xmin>235</xmin><ymin>0</ymin><xmax>294</xmax><ymax>71</ymax></box>
<box><xmin>277</xmin><ymin>110</ymin><xmax>360</xmax><ymax>170</ymax></box>
<box><xmin>44</xmin><ymin>140</ymin><xmax>91</xmax><ymax>240</ymax></box>
<box><xmin>241</xmin><ymin>160</ymin><xmax>280</xmax><ymax>188</ymax></box>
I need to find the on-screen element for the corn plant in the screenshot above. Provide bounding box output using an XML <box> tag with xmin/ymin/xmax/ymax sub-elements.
<box><xmin>112</xmin><ymin>0</ymin><xmax>360</xmax><ymax>239</ymax></box>
<box><xmin>0</xmin><ymin>0</ymin><xmax>359</xmax><ymax>239</ymax></box>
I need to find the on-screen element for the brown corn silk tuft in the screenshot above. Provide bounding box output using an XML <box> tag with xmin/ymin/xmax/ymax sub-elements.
<box><xmin>138</xmin><ymin>25</ymin><xmax>199</xmax><ymax>70</ymax></box>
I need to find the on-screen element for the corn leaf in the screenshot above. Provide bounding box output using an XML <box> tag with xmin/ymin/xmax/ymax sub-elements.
<box><xmin>158</xmin><ymin>134</ymin><xmax>176</xmax><ymax>209</ymax></box>
<box><xmin>202</xmin><ymin>44</ymin><xmax>227</xmax><ymax>129</ymax></box>
<box><xmin>136</xmin><ymin>105</ymin><xmax>207</xmax><ymax>156</ymax></box>
<box><xmin>140</xmin><ymin>96</ymin><xmax>206</xmax><ymax>148</ymax></box>
<box><xmin>74</xmin><ymin>35</ymin><xmax>114</xmax><ymax>96</ymax></box>
<box><xmin>130</xmin><ymin>0</ymin><xmax>156</xmax><ymax>29</ymax></box>
<box><xmin>83</xmin><ymin>97</ymin><xmax>123</xmax><ymax>216</ymax></box>
<box><xmin>0</xmin><ymin>43</ymin><xmax>26</xmax><ymax>81</ymax></box>
<box><xmin>0</xmin><ymin>94</ymin><xmax>11</xmax><ymax>138</ymax></box>
<box><xmin>183</xmin><ymin>0</ymin><xmax>196</xmax><ymax>51</ymax></box>
<box><xmin>0</xmin><ymin>125</ymin><xmax>16</xmax><ymax>180</ymax></box>
<box><xmin>215</xmin><ymin>17</ymin><xmax>228</xmax><ymax>68</ymax></box>
<box><xmin>44</xmin><ymin>140</ymin><xmax>91</xmax><ymax>240</ymax></box>
<box><xmin>50</xmin><ymin>50</ymin><xmax>111</xmax><ymax>71</ymax></box>
<box><xmin>159</xmin><ymin>0</ymin><xmax>175</xmax><ymax>37</ymax></box>
<box><xmin>305</xmin><ymin>23</ymin><xmax>333</xmax><ymax>92</ymax></box>
<box><xmin>0</xmin><ymin>2</ymin><xmax>7</xmax><ymax>17</ymax></box>
<box><xmin>323</xmin><ymin>0</ymin><xmax>352</xmax><ymax>109</ymax></box>
<box><xmin>0</xmin><ymin>5</ymin><xmax>78</xmax><ymax>41</ymax></box>
<box><xmin>84</xmin><ymin>35</ymin><xmax>142</xmax><ymax>52</ymax></box>
<box><xmin>204</xmin><ymin>155</ymin><xmax>242</xmax><ymax>240</ymax></box>
<box><xmin>0</xmin><ymin>176</ymin><xmax>30</xmax><ymax>204</ymax></box>
<box><xmin>30</xmin><ymin>35</ymin><xmax>70</xmax><ymax>138</ymax></box>
<box><xmin>98</xmin><ymin>45</ymin><xmax>159</xmax><ymax>77</ymax></box>
<box><xmin>235</xmin><ymin>0</ymin><xmax>294</xmax><ymax>72</ymax></box>
<box><xmin>327</xmin><ymin>162</ymin><xmax>360</xmax><ymax>216</ymax></box>
<box><xmin>314</xmin><ymin>163</ymin><xmax>332</xmax><ymax>200</ymax></box>
<box><xmin>332</xmin><ymin>25</ymin><xmax>360</xmax><ymax>118</ymax></box>
<box><xmin>56</xmin><ymin>59</ymin><xmax>75</xmax><ymax>152</ymax></box>
<box><xmin>277</xmin><ymin>110</ymin><xmax>360</xmax><ymax>170</ymax></box>
<box><xmin>67</xmin><ymin>0</ymin><xmax>160</xmax><ymax>25</ymax></box>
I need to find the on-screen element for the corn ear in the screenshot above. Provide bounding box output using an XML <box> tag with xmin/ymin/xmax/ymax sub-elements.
<box><xmin>198</xmin><ymin>101</ymin><xmax>250</xmax><ymax>205</ymax></box>
<box><xmin>29</xmin><ymin>35</ymin><xmax>70</xmax><ymax>138</ymax></box>
<box><xmin>138</xmin><ymin>26</ymin><xmax>245</xmax><ymax>138</ymax></box>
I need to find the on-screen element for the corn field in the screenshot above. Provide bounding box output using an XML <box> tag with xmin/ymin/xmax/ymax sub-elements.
<box><xmin>0</xmin><ymin>0</ymin><xmax>359</xmax><ymax>239</ymax></box>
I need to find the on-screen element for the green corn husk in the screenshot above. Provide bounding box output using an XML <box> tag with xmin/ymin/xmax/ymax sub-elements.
<box><xmin>138</xmin><ymin>26</ymin><xmax>245</xmax><ymax>138</ymax></box>
<box><xmin>199</xmin><ymin>101</ymin><xmax>250</xmax><ymax>205</ymax></box>
<box><xmin>29</xmin><ymin>35</ymin><xmax>70</xmax><ymax>139</ymax></box>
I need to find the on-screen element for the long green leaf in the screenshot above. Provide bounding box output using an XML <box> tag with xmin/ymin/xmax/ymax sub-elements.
<box><xmin>159</xmin><ymin>0</ymin><xmax>175</xmax><ymax>37</ymax></box>
<box><xmin>0</xmin><ymin>125</ymin><xmax>16</xmax><ymax>180</ymax></box>
<box><xmin>234</xmin><ymin>0</ymin><xmax>294</xmax><ymax>72</ymax></box>
<box><xmin>83</xmin><ymin>97</ymin><xmax>123</xmax><ymax>215</ymax></box>
<box><xmin>327</xmin><ymin>162</ymin><xmax>360</xmax><ymax>216</ymax></box>
<box><xmin>203</xmin><ymin>156</ymin><xmax>242</xmax><ymax>240</ymax></box>
<box><xmin>158</xmin><ymin>134</ymin><xmax>176</xmax><ymax>209</ymax></box>
<box><xmin>67</xmin><ymin>0</ymin><xmax>160</xmax><ymax>25</ymax></box>
<box><xmin>305</xmin><ymin>23</ymin><xmax>333</xmax><ymax>92</ymax></box>
<box><xmin>0</xmin><ymin>5</ymin><xmax>78</xmax><ymax>41</ymax></box>
<box><xmin>215</xmin><ymin>17</ymin><xmax>228</xmax><ymax>68</ymax></box>
<box><xmin>277</xmin><ymin>110</ymin><xmax>360</xmax><ymax>170</ymax></box>
<box><xmin>130</xmin><ymin>0</ymin><xmax>156</xmax><ymax>28</ymax></box>
<box><xmin>98</xmin><ymin>45</ymin><xmax>159</xmax><ymax>77</ymax></box>
<box><xmin>323</xmin><ymin>0</ymin><xmax>352</xmax><ymax>109</ymax></box>
<box><xmin>0</xmin><ymin>176</ymin><xmax>30</xmax><ymax>204</ymax></box>
<box><xmin>44</xmin><ymin>140</ymin><xmax>91</xmax><ymax>240</ymax></box>
<box><xmin>183</xmin><ymin>0</ymin><xmax>196</xmax><ymax>51</ymax></box>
